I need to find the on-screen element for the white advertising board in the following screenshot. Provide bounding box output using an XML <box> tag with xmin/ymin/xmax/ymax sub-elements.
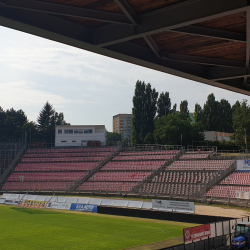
<box><xmin>46</xmin><ymin>202</ymin><xmax>71</xmax><ymax>210</ymax></box>
<box><xmin>0</xmin><ymin>198</ymin><xmax>6</xmax><ymax>204</ymax></box>
<box><xmin>152</xmin><ymin>199</ymin><xmax>195</xmax><ymax>213</ymax></box>
<box><xmin>236</xmin><ymin>191</ymin><xmax>250</xmax><ymax>199</ymax></box>
<box><xmin>237</xmin><ymin>160</ymin><xmax>250</xmax><ymax>172</ymax></box>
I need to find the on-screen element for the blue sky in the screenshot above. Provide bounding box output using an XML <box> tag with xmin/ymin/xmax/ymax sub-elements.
<box><xmin>0</xmin><ymin>26</ymin><xmax>249</xmax><ymax>132</ymax></box>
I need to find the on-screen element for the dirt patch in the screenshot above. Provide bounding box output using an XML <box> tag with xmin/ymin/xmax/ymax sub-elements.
<box><xmin>195</xmin><ymin>205</ymin><xmax>250</xmax><ymax>218</ymax></box>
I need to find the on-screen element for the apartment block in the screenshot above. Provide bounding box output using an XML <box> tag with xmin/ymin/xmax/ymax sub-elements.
<box><xmin>113</xmin><ymin>114</ymin><xmax>132</xmax><ymax>138</ymax></box>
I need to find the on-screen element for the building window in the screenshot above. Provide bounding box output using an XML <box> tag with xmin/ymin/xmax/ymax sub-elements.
<box><xmin>61</xmin><ymin>141</ymin><xmax>67</xmax><ymax>142</ymax></box>
<box><xmin>84</xmin><ymin>129</ymin><xmax>93</xmax><ymax>134</ymax></box>
<box><xmin>69</xmin><ymin>129</ymin><xmax>73</xmax><ymax>134</ymax></box>
<box><xmin>64</xmin><ymin>130</ymin><xmax>69</xmax><ymax>134</ymax></box>
<box><xmin>79</xmin><ymin>129</ymin><xmax>83</xmax><ymax>134</ymax></box>
<box><xmin>214</xmin><ymin>135</ymin><xmax>218</xmax><ymax>139</ymax></box>
<box><xmin>72</xmin><ymin>140</ymin><xmax>76</xmax><ymax>142</ymax></box>
<box><xmin>58</xmin><ymin>129</ymin><xmax>62</xmax><ymax>134</ymax></box>
<box><xmin>74</xmin><ymin>129</ymin><xmax>78</xmax><ymax>134</ymax></box>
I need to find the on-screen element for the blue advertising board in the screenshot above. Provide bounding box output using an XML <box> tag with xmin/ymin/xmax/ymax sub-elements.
<box><xmin>70</xmin><ymin>203</ymin><xmax>98</xmax><ymax>212</ymax></box>
<box><xmin>237</xmin><ymin>160</ymin><xmax>250</xmax><ymax>172</ymax></box>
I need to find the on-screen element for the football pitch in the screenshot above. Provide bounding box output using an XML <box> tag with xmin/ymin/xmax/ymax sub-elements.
<box><xmin>0</xmin><ymin>205</ymin><xmax>197</xmax><ymax>250</ymax></box>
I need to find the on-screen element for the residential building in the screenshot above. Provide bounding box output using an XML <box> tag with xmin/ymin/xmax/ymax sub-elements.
<box><xmin>113</xmin><ymin>114</ymin><xmax>132</xmax><ymax>139</ymax></box>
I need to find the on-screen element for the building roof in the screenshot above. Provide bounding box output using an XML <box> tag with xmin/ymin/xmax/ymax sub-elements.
<box><xmin>1</xmin><ymin>1</ymin><xmax>250</xmax><ymax>95</ymax></box>
<box><xmin>56</xmin><ymin>125</ymin><xmax>105</xmax><ymax>127</ymax></box>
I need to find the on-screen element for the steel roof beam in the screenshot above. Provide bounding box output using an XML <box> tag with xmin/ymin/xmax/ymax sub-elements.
<box><xmin>94</xmin><ymin>0</ymin><xmax>249</xmax><ymax>47</ymax></box>
<box><xmin>114</xmin><ymin>0</ymin><xmax>161</xmax><ymax>58</ymax></box>
<box><xmin>0</xmin><ymin>7</ymin><xmax>92</xmax><ymax>43</ymax></box>
<box><xmin>0</xmin><ymin>0</ymin><xmax>132</xmax><ymax>25</ymax></box>
<box><xmin>114</xmin><ymin>0</ymin><xmax>138</xmax><ymax>25</ymax></box>
<box><xmin>173</xmin><ymin>25</ymin><xmax>246</xmax><ymax>43</ymax></box>
<box><xmin>106</xmin><ymin>41</ymin><xmax>207</xmax><ymax>78</ymax></box>
<box><xmin>161</xmin><ymin>52</ymin><xmax>245</xmax><ymax>68</ymax></box>
<box><xmin>209</xmin><ymin>67</ymin><xmax>250</xmax><ymax>81</ymax></box>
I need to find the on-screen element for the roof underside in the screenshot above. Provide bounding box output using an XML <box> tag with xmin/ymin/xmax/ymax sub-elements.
<box><xmin>1</xmin><ymin>0</ymin><xmax>250</xmax><ymax>95</ymax></box>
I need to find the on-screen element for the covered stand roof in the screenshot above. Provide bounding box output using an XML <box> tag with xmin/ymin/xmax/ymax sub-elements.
<box><xmin>0</xmin><ymin>0</ymin><xmax>250</xmax><ymax>95</ymax></box>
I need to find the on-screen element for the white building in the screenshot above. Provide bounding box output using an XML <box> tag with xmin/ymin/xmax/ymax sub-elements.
<box><xmin>55</xmin><ymin>125</ymin><xmax>106</xmax><ymax>147</ymax></box>
<box><xmin>202</xmin><ymin>131</ymin><xmax>233</xmax><ymax>142</ymax></box>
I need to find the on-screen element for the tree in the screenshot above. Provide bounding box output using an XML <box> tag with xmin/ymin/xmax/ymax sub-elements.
<box><xmin>194</xmin><ymin>103</ymin><xmax>203</xmax><ymax>123</ymax></box>
<box><xmin>203</xmin><ymin>93</ymin><xmax>219</xmax><ymax>131</ymax></box>
<box><xmin>232</xmin><ymin>100</ymin><xmax>241</xmax><ymax>116</ymax></box>
<box><xmin>157</xmin><ymin>91</ymin><xmax>171</xmax><ymax>118</ymax></box>
<box><xmin>154</xmin><ymin>113</ymin><xmax>203</xmax><ymax>146</ymax></box>
<box><xmin>0</xmin><ymin>106</ymin><xmax>6</xmax><ymax>138</ymax></box>
<box><xmin>132</xmin><ymin>80</ymin><xmax>145</xmax><ymax>144</ymax></box>
<box><xmin>4</xmin><ymin>108</ymin><xmax>27</xmax><ymax>139</ymax></box>
<box><xmin>172</xmin><ymin>103</ymin><xmax>177</xmax><ymax>114</ymax></box>
<box><xmin>218</xmin><ymin>99</ymin><xmax>233</xmax><ymax>132</ymax></box>
<box><xmin>180</xmin><ymin>100</ymin><xmax>189</xmax><ymax>117</ymax></box>
<box><xmin>132</xmin><ymin>80</ymin><xmax>158</xmax><ymax>144</ymax></box>
<box><xmin>106</xmin><ymin>132</ymin><xmax>122</xmax><ymax>143</ymax></box>
<box><xmin>232</xmin><ymin>101</ymin><xmax>250</xmax><ymax>147</ymax></box>
<box><xmin>37</xmin><ymin>101</ymin><xmax>68</xmax><ymax>143</ymax></box>
<box><xmin>22</xmin><ymin>121</ymin><xmax>40</xmax><ymax>141</ymax></box>
<box><xmin>141</xmin><ymin>83</ymin><xmax>158</xmax><ymax>141</ymax></box>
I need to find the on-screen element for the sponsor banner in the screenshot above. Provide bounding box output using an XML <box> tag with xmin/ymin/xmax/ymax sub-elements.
<box><xmin>152</xmin><ymin>199</ymin><xmax>195</xmax><ymax>213</ymax></box>
<box><xmin>70</xmin><ymin>203</ymin><xmax>98</xmax><ymax>212</ymax></box>
<box><xmin>0</xmin><ymin>198</ymin><xmax>6</xmax><ymax>204</ymax></box>
<box><xmin>236</xmin><ymin>191</ymin><xmax>250</xmax><ymax>199</ymax></box>
<box><xmin>184</xmin><ymin>224</ymin><xmax>211</xmax><ymax>243</ymax></box>
<box><xmin>46</xmin><ymin>202</ymin><xmax>71</xmax><ymax>210</ymax></box>
<box><xmin>20</xmin><ymin>200</ymin><xmax>47</xmax><ymax>208</ymax></box>
<box><xmin>237</xmin><ymin>160</ymin><xmax>250</xmax><ymax>172</ymax></box>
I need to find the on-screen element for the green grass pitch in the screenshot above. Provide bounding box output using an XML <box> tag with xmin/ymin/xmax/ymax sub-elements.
<box><xmin>0</xmin><ymin>205</ymin><xmax>196</xmax><ymax>250</ymax></box>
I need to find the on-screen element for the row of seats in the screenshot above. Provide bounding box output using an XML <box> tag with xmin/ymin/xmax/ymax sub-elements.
<box><xmin>2</xmin><ymin>182</ymin><xmax>69</xmax><ymax>191</ymax></box>
<box><xmin>101</xmin><ymin>161</ymin><xmax>166</xmax><ymax>171</ymax></box>
<box><xmin>21</xmin><ymin>157</ymin><xmax>104</xmax><ymax>163</ymax></box>
<box><xmin>15</xmin><ymin>162</ymin><xmax>99</xmax><ymax>172</ymax></box>
<box><xmin>77</xmin><ymin>181</ymin><xmax>138</xmax><ymax>192</ymax></box>
<box><xmin>167</xmin><ymin>160</ymin><xmax>235</xmax><ymax>171</ymax></box>
<box><xmin>141</xmin><ymin>183</ymin><xmax>202</xmax><ymax>196</ymax></box>
<box><xmin>113</xmin><ymin>155</ymin><xmax>175</xmax><ymax>161</ymax></box>
<box><xmin>186</xmin><ymin>151</ymin><xmax>213</xmax><ymax>154</ymax></box>
<box><xmin>206</xmin><ymin>185</ymin><xmax>250</xmax><ymax>199</ymax></box>
<box><xmin>152</xmin><ymin>171</ymin><xmax>215</xmax><ymax>184</ymax></box>
<box><xmin>6</xmin><ymin>172</ymin><xmax>87</xmax><ymax>182</ymax></box>
<box><xmin>26</xmin><ymin>148</ymin><xmax>117</xmax><ymax>154</ymax></box>
<box><xmin>91</xmin><ymin>171</ymin><xmax>152</xmax><ymax>182</ymax></box>
<box><xmin>119</xmin><ymin>150</ymin><xmax>179</xmax><ymax>156</ymax></box>
<box><xmin>220</xmin><ymin>172</ymin><xmax>250</xmax><ymax>185</ymax></box>
<box><xmin>23</xmin><ymin>152</ymin><xmax>111</xmax><ymax>158</ymax></box>
<box><xmin>180</xmin><ymin>154</ymin><xmax>210</xmax><ymax>159</ymax></box>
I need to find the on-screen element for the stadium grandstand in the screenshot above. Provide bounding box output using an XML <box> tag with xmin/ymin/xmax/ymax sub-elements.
<box><xmin>2</xmin><ymin>141</ymin><xmax>249</xmax><ymax>205</ymax></box>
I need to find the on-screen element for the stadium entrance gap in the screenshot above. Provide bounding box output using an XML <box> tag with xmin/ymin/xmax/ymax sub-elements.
<box><xmin>0</xmin><ymin>0</ymin><xmax>250</xmax><ymax>95</ymax></box>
